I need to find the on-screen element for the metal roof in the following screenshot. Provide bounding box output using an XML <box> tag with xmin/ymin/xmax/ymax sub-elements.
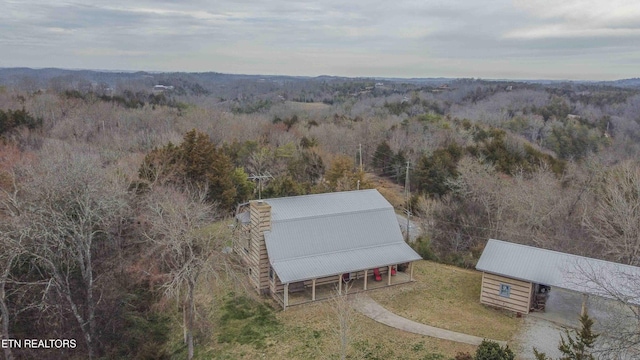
<box><xmin>262</xmin><ymin>190</ymin><xmax>421</xmax><ymax>283</ymax></box>
<box><xmin>263</xmin><ymin>189</ymin><xmax>393</xmax><ymax>222</ymax></box>
<box><xmin>477</xmin><ymin>239</ymin><xmax>640</xmax><ymax>302</ymax></box>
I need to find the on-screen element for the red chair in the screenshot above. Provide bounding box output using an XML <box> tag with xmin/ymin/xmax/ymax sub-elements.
<box><xmin>373</xmin><ymin>268</ymin><xmax>382</xmax><ymax>281</ymax></box>
<box><xmin>391</xmin><ymin>265</ymin><xmax>397</xmax><ymax>276</ymax></box>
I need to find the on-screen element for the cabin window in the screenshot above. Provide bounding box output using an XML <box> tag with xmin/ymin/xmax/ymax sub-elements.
<box><xmin>499</xmin><ymin>284</ymin><xmax>511</xmax><ymax>298</ymax></box>
<box><xmin>269</xmin><ymin>267</ymin><xmax>274</xmax><ymax>281</ymax></box>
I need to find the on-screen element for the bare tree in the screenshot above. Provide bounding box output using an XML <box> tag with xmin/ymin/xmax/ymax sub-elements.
<box><xmin>0</xmin><ymin>234</ymin><xmax>21</xmax><ymax>360</ymax></box>
<box><xmin>331</xmin><ymin>282</ymin><xmax>357</xmax><ymax>360</ymax></box>
<box><xmin>425</xmin><ymin>157</ymin><xmax>588</xmax><ymax>258</ymax></box>
<box><xmin>17</xmin><ymin>145</ymin><xmax>130</xmax><ymax>359</ymax></box>
<box><xmin>568</xmin><ymin>261</ymin><xmax>640</xmax><ymax>359</ymax></box>
<box><xmin>0</xmin><ymin>148</ymin><xmax>29</xmax><ymax>360</ymax></box>
<box><xmin>583</xmin><ymin>160</ymin><xmax>640</xmax><ymax>266</ymax></box>
<box><xmin>143</xmin><ymin>186</ymin><xmax>231</xmax><ymax>360</ymax></box>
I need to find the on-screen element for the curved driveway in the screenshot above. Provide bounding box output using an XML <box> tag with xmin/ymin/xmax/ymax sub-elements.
<box><xmin>353</xmin><ymin>295</ymin><xmax>507</xmax><ymax>346</ymax></box>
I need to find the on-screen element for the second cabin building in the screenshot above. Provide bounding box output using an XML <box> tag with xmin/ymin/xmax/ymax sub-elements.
<box><xmin>234</xmin><ymin>189</ymin><xmax>422</xmax><ymax>309</ymax></box>
<box><xmin>476</xmin><ymin>239</ymin><xmax>640</xmax><ymax>315</ymax></box>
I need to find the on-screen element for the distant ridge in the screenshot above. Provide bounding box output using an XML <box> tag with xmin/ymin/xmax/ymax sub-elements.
<box><xmin>1</xmin><ymin>67</ymin><xmax>639</xmax><ymax>89</ymax></box>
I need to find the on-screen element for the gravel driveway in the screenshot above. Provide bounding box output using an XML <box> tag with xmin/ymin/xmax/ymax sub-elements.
<box><xmin>512</xmin><ymin>288</ymin><xmax>639</xmax><ymax>359</ymax></box>
<box><xmin>513</xmin><ymin>316</ymin><xmax>564</xmax><ymax>359</ymax></box>
<box><xmin>396</xmin><ymin>214</ymin><xmax>421</xmax><ymax>242</ymax></box>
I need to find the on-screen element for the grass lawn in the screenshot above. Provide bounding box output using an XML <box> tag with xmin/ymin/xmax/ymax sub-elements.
<box><xmin>369</xmin><ymin>260</ymin><xmax>522</xmax><ymax>342</ymax></box>
<box><xmin>166</xmin><ymin>260</ymin><xmax>521</xmax><ymax>359</ymax></box>
<box><xmin>192</xmin><ymin>297</ymin><xmax>476</xmax><ymax>359</ymax></box>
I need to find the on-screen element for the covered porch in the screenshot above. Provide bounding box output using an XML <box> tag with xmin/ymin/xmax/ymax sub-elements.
<box><xmin>273</xmin><ymin>264</ymin><xmax>415</xmax><ymax>309</ymax></box>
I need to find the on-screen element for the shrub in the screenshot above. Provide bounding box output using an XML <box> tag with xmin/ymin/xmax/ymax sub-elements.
<box><xmin>475</xmin><ymin>340</ymin><xmax>515</xmax><ymax>360</ymax></box>
<box><xmin>454</xmin><ymin>352</ymin><xmax>474</xmax><ymax>360</ymax></box>
<box><xmin>412</xmin><ymin>236</ymin><xmax>437</xmax><ymax>261</ymax></box>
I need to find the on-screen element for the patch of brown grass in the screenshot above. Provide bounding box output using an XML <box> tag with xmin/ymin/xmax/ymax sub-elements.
<box><xmin>369</xmin><ymin>261</ymin><xmax>522</xmax><ymax>342</ymax></box>
<box><xmin>284</xmin><ymin>101</ymin><xmax>331</xmax><ymax>111</ymax></box>
<box><xmin>203</xmin><ymin>299</ymin><xmax>475</xmax><ymax>359</ymax></box>
<box><xmin>367</xmin><ymin>173</ymin><xmax>406</xmax><ymax>209</ymax></box>
<box><xmin>187</xmin><ymin>260</ymin><xmax>519</xmax><ymax>359</ymax></box>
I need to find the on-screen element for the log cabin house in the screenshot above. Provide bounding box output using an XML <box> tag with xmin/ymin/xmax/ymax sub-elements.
<box><xmin>476</xmin><ymin>239</ymin><xmax>640</xmax><ymax>315</ymax></box>
<box><xmin>233</xmin><ymin>189</ymin><xmax>422</xmax><ymax>309</ymax></box>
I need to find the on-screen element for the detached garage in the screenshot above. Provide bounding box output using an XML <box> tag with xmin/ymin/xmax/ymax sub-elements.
<box><xmin>476</xmin><ymin>239</ymin><xmax>640</xmax><ymax>315</ymax></box>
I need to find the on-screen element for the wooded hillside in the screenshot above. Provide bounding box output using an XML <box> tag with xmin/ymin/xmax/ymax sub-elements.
<box><xmin>0</xmin><ymin>70</ymin><xmax>639</xmax><ymax>358</ymax></box>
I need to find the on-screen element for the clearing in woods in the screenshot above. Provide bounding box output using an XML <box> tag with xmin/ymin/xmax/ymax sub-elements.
<box><xmin>189</xmin><ymin>260</ymin><xmax>522</xmax><ymax>359</ymax></box>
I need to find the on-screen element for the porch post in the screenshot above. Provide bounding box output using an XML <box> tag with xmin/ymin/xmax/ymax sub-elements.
<box><xmin>363</xmin><ymin>269</ymin><xmax>368</xmax><ymax>290</ymax></box>
<box><xmin>312</xmin><ymin>279</ymin><xmax>316</xmax><ymax>301</ymax></box>
<box><xmin>581</xmin><ymin>293</ymin><xmax>588</xmax><ymax>316</ymax></box>
<box><xmin>387</xmin><ymin>265</ymin><xmax>392</xmax><ymax>285</ymax></box>
<box><xmin>284</xmin><ymin>283</ymin><xmax>289</xmax><ymax>310</ymax></box>
<box><xmin>338</xmin><ymin>274</ymin><xmax>342</xmax><ymax>295</ymax></box>
<box><xmin>410</xmin><ymin>262</ymin><xmax>414</xmax><ymax>281</ymax></box>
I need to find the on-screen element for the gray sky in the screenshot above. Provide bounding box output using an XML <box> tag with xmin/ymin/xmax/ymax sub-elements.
<box><xmin>2</xmin><ymin>0</ymin><xmax>639</xmax><ymax>80</ymax></box>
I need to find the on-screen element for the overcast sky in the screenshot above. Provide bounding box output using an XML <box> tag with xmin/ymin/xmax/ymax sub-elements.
<box><xmin>2</xmin><ymin>0</ymin><xmax>639</xmax><ymax>80</ymax></box>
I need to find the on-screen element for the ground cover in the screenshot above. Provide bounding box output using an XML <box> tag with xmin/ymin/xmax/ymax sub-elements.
<box><xmin>369</xmin><ymin>260</ymin><xmax>522</xmax><ymax>342</ymax></box>
<box><xmin>164</xmin><ymin>260</ymin><xmax>522</xmax><ymax>359</ymax></box>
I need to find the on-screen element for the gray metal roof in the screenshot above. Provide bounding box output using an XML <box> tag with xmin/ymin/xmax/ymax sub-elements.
<box><xmin>477</xmin><ymin>239</ymin><xmax>640</xmax><ymax>302</ymax></box>
<box><xmin>263</xmin><ymin>190</ymin><xmax>422</xmax><ymax>283</ymax></box>
<box><xmin>264</xmin><ymin>189</ymin><xmax>393</xmax><ymax>222</ymax></box>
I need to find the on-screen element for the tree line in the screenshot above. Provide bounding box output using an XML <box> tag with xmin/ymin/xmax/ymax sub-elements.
<box><xmin>0</xmin><ymin>75</ymin><xmax>639</xmax><ymax>357</ymax></box>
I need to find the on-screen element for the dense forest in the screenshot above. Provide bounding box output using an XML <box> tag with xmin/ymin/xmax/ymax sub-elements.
<box><xmin>0</xmin><ymin>69</ymin><xmax>639</xmax><ymax>358</ymax></box>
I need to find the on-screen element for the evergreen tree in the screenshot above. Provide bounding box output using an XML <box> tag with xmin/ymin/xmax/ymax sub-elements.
<box><xmin>263</xmin><ymin>175</ymin><xmax>305</xmax><ymax>198</ymax></box>
<box><xmin>533</xmin><ymin>313</ymin><xmax>599</xmax><ymax>360</ymax></box>
<box><xmin>558</xmin><ymin>314</ymin><xmax>599</xmax><ymax>360</ymax></box>
<box><xmin>413</xmin><ymin>144</ymin><xmax>462</xmax><ymax>197</ymax></box>
<box><xmin>372</xmin><ymin>141</ymin><xmax>393</xmax><ymax>175</ymax></box>
<box><xmin>230</xmin><ymin>167</ymin><xmax>254</xmax><ymax>203</ymax></box>
<box><xmin>139</xmin><ymin>129</ymin><xmax>238</xmax><ymax>210</ymax></box>
<box><xmin>288</xmin><ymin>150</ymin><xmax>325</xmax><ymax>184</ymax></box>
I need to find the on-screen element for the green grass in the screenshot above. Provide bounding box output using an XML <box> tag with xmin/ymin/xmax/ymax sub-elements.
<box><xmin>164</xmin><ymin>260</ymin><xmax>522</xmax><ymax>359</ymax></box>
<box><xmin>217</xmin><ymin>294</ymin><xmax>281</xmax><ymax>348</ymax></box>
<box><xmin>369</xmin><ymin>260</ymin><xmax>522</xmax><ymax>342</ymax></box>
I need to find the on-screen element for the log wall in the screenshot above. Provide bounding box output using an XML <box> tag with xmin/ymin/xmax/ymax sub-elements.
<box><xmin>480</xmin><ymin>272</ymin><xmax>533</xmax><ymax>314</ymax></box>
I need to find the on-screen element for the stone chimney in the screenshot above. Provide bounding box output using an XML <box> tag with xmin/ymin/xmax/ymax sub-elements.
<box><xmin>250</xmin><ymin>200</ymin><xmax>271</xmax><ymax>293</ymax></box>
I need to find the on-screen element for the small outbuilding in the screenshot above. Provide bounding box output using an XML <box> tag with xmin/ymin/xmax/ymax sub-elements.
<box><xmin>476</xmin><ymin>239</ymin><xmax>640</xmax><ymax>315</ymax></box>
<box><xmin>234</xmin><ymin>189</ymin><xmax>422</xmax><ymax>309</ymax></box>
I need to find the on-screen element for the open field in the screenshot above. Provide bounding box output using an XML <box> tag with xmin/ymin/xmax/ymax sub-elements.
<box><xmin>284</xmin><ymin>101</ymin><xmax>332</xmax><ymax>112</ymax></box>
<box><xmin>369</xmin><ymin>261</ymin><xmax>523</xmax><ymax>342</ymax></box>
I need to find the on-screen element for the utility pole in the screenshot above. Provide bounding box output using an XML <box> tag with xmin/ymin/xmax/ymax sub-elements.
<box><xmin>248</xmin><ymin>173</ymin><xmax>273</xmax><ymax>200</ymax></box>
<box><xmin>405</xmin><ymin>161</ymin><xmax>411</xmax><ymax>243</ymax></box>
<box><xmin>359</xmin><ymin>143</ymin><xmax>363</xmax><ymax>172</ymax></box>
